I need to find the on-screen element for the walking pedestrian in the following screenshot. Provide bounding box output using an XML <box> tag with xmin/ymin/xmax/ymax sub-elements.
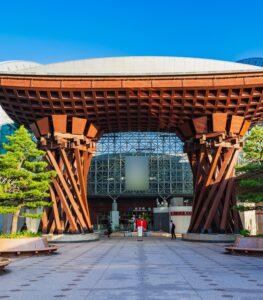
<box><xmin>107</xmin><ymin>221</ymin><xmax>112</xmax><ymax>238</ymax></box>
<box><xmin>170</xmin><ymin>220</ymin><xmax>176</xmax><ymax>239</ymax></box>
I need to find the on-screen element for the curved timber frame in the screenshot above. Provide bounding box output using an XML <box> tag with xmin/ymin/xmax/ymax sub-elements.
<box><xmin>180</xmin><ymin>113</ymin><xmax>250</xmax><ymax>233</ymax></box>
<box><xmin>0</xmin><ymin>70</ymin><xmax>262</xmax><ymax>234</ymax></box>
<box><xmin>30</xmin><ymin>115</ymin><xmax>100</xmax><ymax>233</ymax></box>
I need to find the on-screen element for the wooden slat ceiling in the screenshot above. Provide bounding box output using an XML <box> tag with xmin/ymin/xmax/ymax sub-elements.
<box><xmin>0</xmin><ymin>73</ymin><xmax>262</xmax><ymax>134</ymax></box>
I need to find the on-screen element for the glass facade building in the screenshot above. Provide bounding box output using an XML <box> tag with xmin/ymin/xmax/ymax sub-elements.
<box><xmin>88</xmin><ymin>132</ymin><xmax>193</xmax><ymax>199</ymax></box>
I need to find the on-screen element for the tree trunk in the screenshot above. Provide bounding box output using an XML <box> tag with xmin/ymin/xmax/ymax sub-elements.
<box><xmin>11</xmin><ymin>207</ymin><xmax>21</xmax><ymax>234</ymax></box>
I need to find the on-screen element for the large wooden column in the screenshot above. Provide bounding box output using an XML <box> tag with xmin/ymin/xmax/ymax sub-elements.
<box><xmin>30</xmin><ymin>115</ymin><xmax>100</xmax><ymax>234</ymax></box>
<box><xmin>180</xmin><ymin>113</ymin><xmax>250</xmax><ymax>234</ymax></box>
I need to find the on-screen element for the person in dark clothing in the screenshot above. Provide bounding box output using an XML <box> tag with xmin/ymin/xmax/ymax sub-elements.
<box><xmin>107</xmin><ymin>221</ymin><xmax>112</xmax><ymax>238</ymax></box>
<box><xmin>170</xmin><ymin>220</ymin><xmax>176</xmax><ymax>239</ymax></box>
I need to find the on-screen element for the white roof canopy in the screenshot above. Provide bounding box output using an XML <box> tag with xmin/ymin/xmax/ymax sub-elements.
<box><xmin>7</xmin><ymin>56</ymin><xmax>263</xmax><ymax>76</ymax></box>
<box><xmin>0</xmin><ymin>60</ymin><xmax>40</xmax><ymax>72</ymax></box>
<box><xmin>0</xmin><ymin>60</ymin><xmax>40</xmax><ymax>125</ymax></box>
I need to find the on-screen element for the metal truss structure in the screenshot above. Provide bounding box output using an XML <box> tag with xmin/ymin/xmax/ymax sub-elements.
<box><xmin>88</xmin><ymin>132</ymin><xmax>193</xmax><ymax>198</ymax></box>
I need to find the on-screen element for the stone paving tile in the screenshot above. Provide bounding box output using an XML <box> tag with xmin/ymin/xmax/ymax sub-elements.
<box><xmin>0</xmin><ymin>237</ymin><xmax>263</xmax><ymax>300</ymax></box>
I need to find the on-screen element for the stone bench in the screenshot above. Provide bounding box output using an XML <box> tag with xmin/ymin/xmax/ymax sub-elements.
<box><xmin>0</xmin><ymin>237</ymin><xmax>57</xmax><ymax>256</ymax></box>
<box><xmin>0</xmin><ymin>258</ymin><xmax>11</xmax><ymax>270</ymax></box>
<box><xmin>225</xmin><ymin>236</ymin><xmax>263</xmax><ymax>255</ymax></box>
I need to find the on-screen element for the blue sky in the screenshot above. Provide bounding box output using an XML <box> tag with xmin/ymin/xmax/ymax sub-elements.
<box><xmin>1</xmin><ymin>0</ymin><xmax>263</xmax><ymax>64</ymax></box>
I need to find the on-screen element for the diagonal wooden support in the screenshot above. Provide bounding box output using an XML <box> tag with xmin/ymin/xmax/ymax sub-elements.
<box><xmin>188</xmin><ymin>145</ymin><xmax>222</xmax><ymax>231</ymax></box>
<box><xmin>50</xmin><ymin>185</ymin><xmax>63</xmax><ymax>234</ymax></box>
<box><xmin>74</xmin><ymin>148</ymin><xmax>88</xmax><ymax>210</ymax></box>
<box><xmin>47</xmin><ymin>150</ymin><xmax>88</xmax><ymax>231</ymax></box>
<box><xmin>31</xmin><ymin>115</ymin><xmax>100</xmax><ymax>234</ymax></box>
<box><xmin>219</xmin><ymin>170</ymin><xmax>236</xmax><ymax>232</ymax></box>
<box><xmin>183</xmin><ymin>114</ymin><xmax>250</xmax><ymax>234</ymax></box>
<box><xmin>192</xmin><ymin>148</ymin><xmax>235</xmax><ymax>232</ymax></box>
<box><xmin>203</xmin><ymin>149</ymin><xmax>240</xmax><ymax>231</ymax></box>
<box><xmin>52</xmin><ymin>178</ymin><xmax>79</xmax><ymax>233</ymax></box>
<box><xmin>83</xmin><ymin>151</ymin><xmax>93</xmax><ymax>183</ymax></box>
<box><xmin>41</xmin><ymin>207</ymin><xmax>49</xmax><ymax>234</ymax></box>
<box><xmin>60</xmin><ymin>148</ymin><xmax>91</xmax><ymax>228</ymax></box>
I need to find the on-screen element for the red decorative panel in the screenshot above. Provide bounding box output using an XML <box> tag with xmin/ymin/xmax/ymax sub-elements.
<box><xmin>170</xmin><ymin>211</ymin><xmax>192</xmax><ymax>216</ymax></box>
<box><xmin>36</xmin><ymin>117</ymin><xmax>50</xmax><ymax>135</ymax></box>
<box><xmin>87</xmin><ymin>123</ymin><xmax>98</xmax><ymax>138</ymax></box>
<box><xmin>229</xmin><ymin>116</ymin><xmax>244</xmax><ymax>134</ymax></box>
<box><xmin>193</xmin><ymin>116</ymin><xmax>207</xmax><ymax>134</ymax></box>
<box><xmin>239</xmin><ymin>120</ymin><xmax>251</xmax><ymax>136</ymax></box>
<box><xmin>72</xmin><ymin>117</ymin><xmax>87</xmax><ymax>135</ymax></box>
<box><xmin>29</xmin><ymin>123</ymin><xmax>40</xmax><ymax>138</ymax></box>
<box><xmin>213</xmin><ymin>113</ymin><xmax>227</xmax><ymax>132</ymax></box>
<box><xmin>52</xmin><ymin>115</ymin><xmax>67</xmax><ymax>133</ymax></box>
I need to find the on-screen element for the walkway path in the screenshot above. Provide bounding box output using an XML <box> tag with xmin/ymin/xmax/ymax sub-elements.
<box><xmin>0</xmin><ymin>237</ymin><xmax>263</xmax><ymax>299</ymax></box>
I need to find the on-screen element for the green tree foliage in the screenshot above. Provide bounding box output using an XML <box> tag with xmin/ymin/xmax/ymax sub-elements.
<box><xmin>235</xmin><ymin>125</ymin><xmax>263</xmax><ymax>211</ymax></box>
<box><xmin>0</xmin><ymin>126</ymin><xmax>55</xmax><ymax>233</ymax></box>
<box><xmin>243</xmin><ymin>126</ymin><xmax>263</xmax><ymax>161</ymax></box>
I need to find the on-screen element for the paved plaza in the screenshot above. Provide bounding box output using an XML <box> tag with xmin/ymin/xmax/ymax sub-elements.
<box><xmin>0</xmin><ymin>237</ymin><xmax>263</xmax><ymax>300</ymax></box>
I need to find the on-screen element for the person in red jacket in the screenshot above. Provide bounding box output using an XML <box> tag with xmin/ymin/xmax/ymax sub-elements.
<box><xmin>136</xmin><ymin>218</ymin><xmax>143</xmax><ymax>229</ymax></box>
<box><xmin>136</xmin><ymin>217</ymin><xmax>147</xmax><ymax>231</ymax></box>
<box><xmin>136</xmin><ymin>216</ymin><xmax>144</xmax><ymax>240</ymax></box>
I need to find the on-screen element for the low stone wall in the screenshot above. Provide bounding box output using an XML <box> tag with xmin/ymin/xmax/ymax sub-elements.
<box><xmin>122</xmin><ymin>231</ymin><xmax>179</xmax><ymax>238</ymax></box>
<box><xmin>182</xmin><ymin>233</ymin><xmax>238</xmax><ymax>243</ymax></box>
<box><xmin>44</xmin><ymin>233</ymin><xmax>100</xmax><ymax>243</ymax></box>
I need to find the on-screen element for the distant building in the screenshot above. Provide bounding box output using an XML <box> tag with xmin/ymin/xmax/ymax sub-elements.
<box><xmin>237</xmin><ymin>57</ymin><xmax>263</xmax><ymax>67</ymax></box>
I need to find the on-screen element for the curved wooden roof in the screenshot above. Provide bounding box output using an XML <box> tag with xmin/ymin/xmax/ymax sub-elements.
<box><xmin>0</xmin><ymin>71</ymin><xmax>262</xmax><ymax>134</ymax></box>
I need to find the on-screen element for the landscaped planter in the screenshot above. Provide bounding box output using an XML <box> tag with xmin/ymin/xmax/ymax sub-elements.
<box><xmin>0</xmin><ymin>237</ymin><xmax>57</xmax><ymax>256</ymax></box>
<box><xmin>25</xmin><ymin>208</ymin><xmax>42</xmax><ymax>233</ymax></box>
<box><xmin>0</xmin><ymin>213</ymin><xmax>25</xmax><ymax>234</ymax></box>
<box><xmin>225</xmin><ymin>236</ymin><xmax>263</xmax><ymax>255</ymax></box>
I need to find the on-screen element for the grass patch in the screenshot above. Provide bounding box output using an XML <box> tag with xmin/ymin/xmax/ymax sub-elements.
<box><xmin>0</xmin><ymin>231</ymin><xmax>42</xmax><ymax>239</ymax></box>
<box><xmin>240</xmin><ymin>229</ymin><xmax>251</xmax><ymax>237</ymax></box>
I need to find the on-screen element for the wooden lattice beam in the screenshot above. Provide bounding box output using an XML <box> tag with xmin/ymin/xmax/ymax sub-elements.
<box><xmin>1</xmin><ymin>73</ymin><xmax>262</xmax><ymax>133</ymax></box>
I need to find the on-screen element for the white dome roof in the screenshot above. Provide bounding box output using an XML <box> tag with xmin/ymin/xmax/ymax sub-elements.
<box><xmin>0</xmin><ymin>106</ymin><xmax>13</xmax><ymax>126</ymax></box>
<box><xmin>0</xmin><ymin>60</ymin><xmax>41</xmax><ymax>125</ymax></box>
<box><xmin>0</xmin><ymin>60</ymin><xmax>40</xmax><ymax>72</ymax></box>
<box><xmin>8</xmin><ymin>56</ymin><xmax>263</xmax><ymax>76</ymax></box>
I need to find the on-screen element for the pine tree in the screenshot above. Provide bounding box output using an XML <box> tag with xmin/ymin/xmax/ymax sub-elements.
<box><xmin>0</xmin><ymin>126</ymin><xmax>55</xmax><ymax>233</ymax></box>
<box><xmin>243</xmin><ymin>125</ymin><xmax>263</xmax><ymax>161</ymax></box>
<box><xmin>235</xmin><ymin>125</ymin><xmax>263</xmax><ymax>212</ymax></box>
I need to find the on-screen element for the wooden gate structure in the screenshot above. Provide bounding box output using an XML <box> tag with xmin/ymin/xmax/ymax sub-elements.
<box><xmin>29</xmin><ymin>115</ymin><xmax>100</xmax><ymax>233</ymax></box>
<box><xmin>0</xmin><ymin>57</ymin><xmax>262</xmax><ymax>234</ymax></box>
<box><xmin>181</xmin><ymin>114</ymin><xmax>250</xmax><ymax>233</ymax></box>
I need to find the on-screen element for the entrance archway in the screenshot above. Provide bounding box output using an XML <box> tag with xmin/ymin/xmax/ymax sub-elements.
<box><xmin>0</xmin><ymin>56</ymin><xmax>262</xmax><ymax>234</ymax></box>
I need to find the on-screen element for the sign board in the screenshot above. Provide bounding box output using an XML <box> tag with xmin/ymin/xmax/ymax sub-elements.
<box><xmin>125</xmin><ymin>156</ymin><xmax>149</xmax><ymax>191</ymax></box>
